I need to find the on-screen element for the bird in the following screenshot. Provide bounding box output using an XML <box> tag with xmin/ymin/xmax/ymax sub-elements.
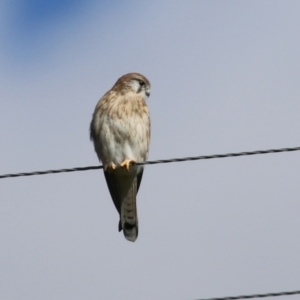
<box><xmin>90</xmin><ymin>73</ymin><xmax>151</xmax><ymax>242</ymax></box>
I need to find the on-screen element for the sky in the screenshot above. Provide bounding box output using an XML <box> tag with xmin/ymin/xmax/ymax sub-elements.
<box><xmin>0</xmin><ymin>1</ymin><xmax>300</xmax><ymax>299</ymax></box>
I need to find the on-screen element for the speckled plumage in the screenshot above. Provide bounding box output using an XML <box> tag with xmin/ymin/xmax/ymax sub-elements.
<box><xmin>90</xmin><ymin>73</ymin><xmax>151</xmax><ymax>242</ymax></box>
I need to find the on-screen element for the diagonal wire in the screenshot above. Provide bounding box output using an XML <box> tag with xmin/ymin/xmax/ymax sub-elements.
<box><xmin>1</xmin><ymin>146</ymin><xmax>300</xmax><ymax>179</ymax></box>
<box><xmin>196</xmin><ymin>290</ymin><xmax>300</xmax><ymax>300</ymax></box>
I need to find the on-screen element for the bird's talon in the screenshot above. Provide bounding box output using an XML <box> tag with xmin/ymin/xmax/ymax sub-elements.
<box><xmin>120</xmin><ymin>159</ymin><xmax>136</xmax><ymax>171</ymax></box>
<box><xmin>104</xmin><ymin>162</ymin><xmax>116</xmax><ymax>172</ymax></box>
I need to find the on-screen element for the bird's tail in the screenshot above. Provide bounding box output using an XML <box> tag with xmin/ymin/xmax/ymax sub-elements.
<box><xmin>119</xmin><ymin>177</ymin><xmax>138</xmax><ymax>242</ymax></box>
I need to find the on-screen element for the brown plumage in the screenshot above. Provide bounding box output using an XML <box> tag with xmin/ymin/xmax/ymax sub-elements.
<box><xmin>90</xmin><ymin>73</ymin><xmax>151</xmax><ymax>242</ymax></box>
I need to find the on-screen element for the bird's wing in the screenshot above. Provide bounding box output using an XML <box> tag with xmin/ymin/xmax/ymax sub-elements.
<box><xmin>104</xmin><ymin>170</ymin><xmax>122</xmax><ymax>214</ymax></box>
<box><xmin>104</xmin><ymin>169</ymin><xmax>139</xmax><ymax>242</ymax></box>
<box><xmin>136</xmin><ymin>168</ymin><xmax>144</xmax><ymax>193</ymax></box>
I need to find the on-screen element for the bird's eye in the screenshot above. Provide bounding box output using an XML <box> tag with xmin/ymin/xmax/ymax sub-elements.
<box><xmin>138</xmin><ymin>80</ymin><xmax>145</xmax><ymax>87</ymax></box>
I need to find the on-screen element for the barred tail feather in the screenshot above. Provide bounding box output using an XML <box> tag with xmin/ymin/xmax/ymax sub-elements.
<box><xmin>120</xmin><ymin>177</ymin><xmax>138</xmax><ymax>242</ymax></box>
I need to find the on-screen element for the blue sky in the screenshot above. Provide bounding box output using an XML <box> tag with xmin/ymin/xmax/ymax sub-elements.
<box><xmin>1</xmin><ymin>1</ymin><xmax>300</xmax><ymax>300</ymax></box>
<box><xmin>3</xmin><ymin>0</ymin><xmax>111</xmax><ymax>63</ymax></box>
<box><xmin>19</xmin><ymin>0</ymin><xmax>84</xmax><ymax>24</ymax></box>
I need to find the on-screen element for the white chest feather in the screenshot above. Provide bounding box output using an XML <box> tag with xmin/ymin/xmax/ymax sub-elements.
<box><xmin>93</xmin><ymin>94</ymin><xmax>150</xmax><ymax>166</ymax></box>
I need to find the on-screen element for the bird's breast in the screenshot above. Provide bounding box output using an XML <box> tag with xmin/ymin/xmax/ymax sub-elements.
<box><xmin>96</xmin><ymin>96</ymin><xmax>150</xmax><ymax>165</ymax></box>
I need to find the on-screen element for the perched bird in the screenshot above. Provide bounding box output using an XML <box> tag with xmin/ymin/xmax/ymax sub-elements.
<box><xmin>90</xmin><ymin>73</ymin><xmax>151</xmax><ymax>242</ymax></box>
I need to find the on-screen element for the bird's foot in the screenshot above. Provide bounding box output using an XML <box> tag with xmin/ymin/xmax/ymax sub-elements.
<box><xmin>120</xmin><ymin>159</ymin><xmax>136</xmax><ymax>172</ymax></box>
<box><xmin>104</xmin><ymin>162</ymin><xmax>116</xmax><ymax>172</ymax></box>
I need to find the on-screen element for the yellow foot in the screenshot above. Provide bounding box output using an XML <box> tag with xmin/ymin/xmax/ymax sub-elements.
<box><xmin>104</xmin><ymin>162</ymin><xmax>116</xmax><ymax>172</ymax></box>
<box><xmin>120</xmin><ymin>159</ymin><xmax>136</xmax><ymax>172</ymax></box>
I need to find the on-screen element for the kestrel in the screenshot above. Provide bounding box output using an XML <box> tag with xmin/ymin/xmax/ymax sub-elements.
<box><xmin>90</xmin><ymin>73</ymin><xmax>151</xmax><ymax>242</ymax></box>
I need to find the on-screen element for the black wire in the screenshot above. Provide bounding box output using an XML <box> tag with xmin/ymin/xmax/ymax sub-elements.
<box><xmin>1</xmin><ymin>146</ymin><xmax>300</xmax><ymax>179</ymax></box>
<box><xmin>1</xmin><ymin>148</ymin><xmax>300</xmax><ymax>300</ymax></box>
<box><xmin>196</xmin><ymin>290</ymin><xmax>300</xmax><ymax>300</ymax></box>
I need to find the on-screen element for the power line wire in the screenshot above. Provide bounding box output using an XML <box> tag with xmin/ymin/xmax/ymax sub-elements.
<box><xmin>196</xmin><ymin>290</ymin><xmax>300</xmax><ymax>300</ymax></box>
<box><xmin>1</xmin><ymin>146</ymin><xmax>300</xmax><ymax>180</ymax></box>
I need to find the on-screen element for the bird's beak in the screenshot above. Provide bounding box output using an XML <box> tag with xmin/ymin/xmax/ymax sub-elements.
<box><xmin>145</xmin><ymin>90</ymin><xmax>150</xmax><ymax>97</ymax></box>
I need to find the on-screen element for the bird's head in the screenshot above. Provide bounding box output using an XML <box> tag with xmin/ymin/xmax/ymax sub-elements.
<box><xmin>113</xmin><ymin>73</ymin><xmax>151</xmax><ymax>99</ymax></box>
